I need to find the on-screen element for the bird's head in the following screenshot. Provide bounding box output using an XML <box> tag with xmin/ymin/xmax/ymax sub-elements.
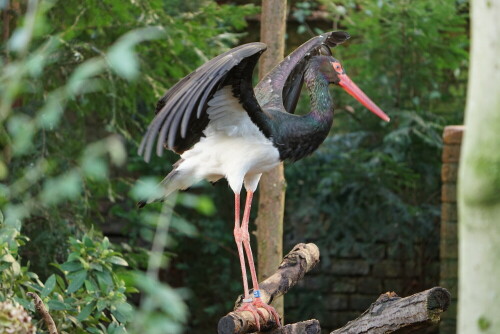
<box><xmin>313</xmin><ymin>56</ymin><xmax>390</xmax><ymax>122</ymax></box>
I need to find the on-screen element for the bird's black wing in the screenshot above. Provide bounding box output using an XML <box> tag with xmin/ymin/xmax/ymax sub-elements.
<box><xmin>138</xmin><ymin>43</ymin><xmax>267</xmax><ymax>161</ymax></box>
<box><xmin>254</xmin><ymin>31</ymin><xmax>350</xmax><ymax>115</ymax></box>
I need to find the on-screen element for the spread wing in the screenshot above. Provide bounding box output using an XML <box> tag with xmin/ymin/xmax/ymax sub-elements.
<box><xmin>254</xmin><ymin>31</ymin><xmax>350</xmax><ymax>115</ymax></box>
<box><xmin>138</xmin><ymin>43</ymin><xmax>267</xmax><ymax>161</ymax></box>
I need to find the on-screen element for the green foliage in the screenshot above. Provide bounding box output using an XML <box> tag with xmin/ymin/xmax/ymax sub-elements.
<box><xmin>286</xmin><ymin>0</ymin><xmax>467</xmax><ymax>258</ymax></box>
<box><xmin>324</xmin><ymin>0</ymin><xmax>468</xmax><ymax>116</ymax></box>
<box><xmin>36</xmin><ymin>233</ymin><xmax>131</xmax><ymax>333</ymax></box>
<box><xmin>284</xmin><ymin>0</ymin><xmax>468</xmax><ymax>325</ymax></box>
<box><xmin>286</xmin><ymin>111</ymin><xmax>444</xmax><ymax>256</ymax></box>
<box><xmin>0</xmin><ymin>0</ymin><xmax>470</xmax><ymax>332</ymax></box>
<box><xmin>1</xmin><ymin>0</ymin><xmax>258</xmax><ymax>333</ymax></box>
<box><xmin>0</xmin><ymin>224</ymin><xmax>132</xmax><ymax>332</ymax></box>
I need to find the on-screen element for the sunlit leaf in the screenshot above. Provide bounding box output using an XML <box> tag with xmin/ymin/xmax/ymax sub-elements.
<box><xmin>7</xmin><ymin>114</ymin><xmax>35</xmax><ymax>155</ymax></box>
<box><xmin>40</xmin><ymin>171</ymin><xmax>82</xmax><ymax>205</ymax></box>
<box><xmin>107</xmin><ymin>26</ymin><xmax>164</xmax><ymax>80</ymax></box>
<box><xmin>106</xmin><ymin>256</ymin><xmax>128</xmax><ymax>267</ymax></box>
<box><xmin>8</xmin><ymin>27</ymin><xmax>30</xmax><ymax>52</ymax></box>
<box><xmin>107</xmin><ymin>136</ymin><xmax>126</xmax><ymax>166</ymax></box>
<box><xmin>67</xmin><ymin>58</ymin><xmax>106</xmax><ymax>95</ymax></box>
<box><xmin>130</xmin><ymin>177</ymin><xmax>162</xmax><ymax>201</ymax></box>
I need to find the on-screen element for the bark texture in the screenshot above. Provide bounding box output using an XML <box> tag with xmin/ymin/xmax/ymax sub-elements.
<box><xmin>218</xmin><ymin>243</ymin><xmax>320</xmax><ymax>334</ymax></box>
<box><xmin>268</xmin><ymin>320</ymin><xmax>321</xmax><ymax>334</ymax></box>
<box><xmin>27</xmin><ymin>292</ymin><xmax>58</xmax><ymax>334</ymax></box>
<box><xmin>330</xmin><ymin>288</ymin><xmax>450</xmax><ymax>334</ymax></box>
<box><xmin>256</xmin><ymin>0</ymin><xmax>288</xmax><ymax>318</ymax></box>
<box><xmin>458</xmin><ymin>0</ymin><xmax>500</xmax><ymax>333</ymax></box>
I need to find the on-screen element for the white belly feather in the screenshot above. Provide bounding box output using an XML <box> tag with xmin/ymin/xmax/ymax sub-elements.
<box><xmin>173</xmin><ymin>87</ymin><xmax>280</xmax><ymax>194</ymax></box>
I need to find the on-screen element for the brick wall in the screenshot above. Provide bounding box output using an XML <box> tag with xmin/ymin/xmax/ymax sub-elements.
<box><xmin>285</xmin><ymin>240</ymin><xmax>440</xmax><ymax>332</ymax></box>
<box><xmin>285</xmin><ymin>127</ymin><xmax>465</xmax><ymax>332</ymax></box>
<box><xmin>439</xmin><ymin>125</ymin><xmax>463</xmax><ymax>333</ymax></box>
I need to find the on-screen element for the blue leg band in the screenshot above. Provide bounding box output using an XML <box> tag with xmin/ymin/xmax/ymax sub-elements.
<box><xmin>253</xmin><ymin>290</ymin><xmax>261</xmax><ymax>298</ymax></box>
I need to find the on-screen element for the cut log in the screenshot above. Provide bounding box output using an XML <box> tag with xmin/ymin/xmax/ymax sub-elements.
<box><xmin>330</xmin><ymin>287</ymin><xmax>451</xmax><ymax>334</ymax></box>
<box><xmin>218</xmin><ymin>243</ymin><xmax>320</xmax><ymax>334</ymax></box>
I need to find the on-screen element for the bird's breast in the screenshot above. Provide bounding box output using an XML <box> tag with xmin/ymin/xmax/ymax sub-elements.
<box><xmin>180</xmin><ymin>87</ymin><xmax>280</xmax><ymax>181</ymax></box>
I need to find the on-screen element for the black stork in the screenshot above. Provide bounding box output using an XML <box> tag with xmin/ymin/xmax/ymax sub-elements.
<box><xmin>138</xmin><ymin>31</ymin><xmax>389</xmax><ymax>328</ymax></box>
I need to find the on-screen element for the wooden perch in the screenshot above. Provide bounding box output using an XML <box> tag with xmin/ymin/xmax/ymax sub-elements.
<box><xmin>218</xmin><ymin>243</ymin><xmax>320</xmax><ymax>334</ymax></box>
<box><xmin>27</xmin><ymin>292</ymin><xmax>58</xmax><ymax>334</ymax></box>
<box><xmin>330</xmin><ymin>287</ymin><xmax>451</xmax><ymax>334</ymax></box>
<box><xmin>268</xmin><ymin>319</ymin><xmax>321</xmax><ymax>334</ymax></box>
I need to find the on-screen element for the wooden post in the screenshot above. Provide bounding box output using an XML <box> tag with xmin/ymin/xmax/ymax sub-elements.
<box><xmin>256</xmin><ymin>0</ymin><xmax>287</xmax><ymax>318</ymax></box>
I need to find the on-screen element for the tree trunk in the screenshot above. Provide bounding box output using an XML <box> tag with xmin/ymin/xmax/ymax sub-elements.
<box><xmin>458</xmin><ymin>1</ymin><xmax>500</xmax><ymax>333</ymax></box>
<box><xmin>256</xmin><ymin>0</ymin><xmax>287</xmax><ymax>318</ymax></box>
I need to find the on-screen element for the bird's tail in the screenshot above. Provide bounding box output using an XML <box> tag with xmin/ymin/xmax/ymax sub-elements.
<box><xmin>137</xmin><ymin>159</ymin><xmax>194</xmax><ymax>208</ymax></box>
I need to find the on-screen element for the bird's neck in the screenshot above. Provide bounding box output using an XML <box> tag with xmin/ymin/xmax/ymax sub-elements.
<box><xmin>270</xmin><ymin>65</ymin><xmax>335</xmax><ymax>162</ymax></box>
<box><xmin>304</xmin><ymin>67</ymin><xmax>334</xmax><ymax>124</ymax></box>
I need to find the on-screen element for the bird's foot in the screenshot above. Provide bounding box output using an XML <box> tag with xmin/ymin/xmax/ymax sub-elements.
<box><xmin>236</xmin><ymin>296</ymin><xmax>281</xmax><ymax>331</ymax></box>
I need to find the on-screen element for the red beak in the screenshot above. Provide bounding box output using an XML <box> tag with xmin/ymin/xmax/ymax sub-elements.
<box><xmin>338</xmin><ymin>73</ymin><xmax>390</xmax><ymax>122</ymax></box>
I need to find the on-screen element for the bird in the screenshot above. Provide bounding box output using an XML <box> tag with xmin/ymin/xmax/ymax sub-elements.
<box><xmin>137</xmin><ymin>31</ymin><xmax>389</xmax><ymax>329</ymax></box>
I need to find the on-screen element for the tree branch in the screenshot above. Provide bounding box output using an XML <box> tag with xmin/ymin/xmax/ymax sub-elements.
<box><xmin>268</xmin><ymin>319</ymin><xmax>321</xmax><ymax>334</ymax></box>
<box><xmin>218</xmin><ymin>243</ymin><xmax>320</xmax><ymax>334</ymax></box>
<box><xmin>217</xmin><ymin>243</ymin><xmax>450</xmax><ymax>334</ymax></box>
<box><xmin>330</xmin><ymin>287</ymin><xmax>451</xmax><ymax>334</ymax></box>
<box><xmin>27</xmin><ymin>292</ymin><xmax>58</xmax><ymax>334</ymax></box>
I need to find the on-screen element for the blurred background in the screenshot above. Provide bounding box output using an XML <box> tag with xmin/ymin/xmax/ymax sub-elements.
<box><xmin>0</xmin><ymin>0</ymin><xmax>468</xmax><ymax>333</ymax></box>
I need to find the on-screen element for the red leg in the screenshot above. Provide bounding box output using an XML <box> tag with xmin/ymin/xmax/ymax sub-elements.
<box><xmin>233</xmin><ymin>193</ymin><xmax>263</xmax><ymax>328</ymax></box>
<box><xmin>240</xmin><ymin>191</ymin><xmax>282</xmax><ymax>327</ymax></box>
<box><xmin>233</xmin><ymin>193</ymin><xmax>250</xmax><ymax>299</ymax></box>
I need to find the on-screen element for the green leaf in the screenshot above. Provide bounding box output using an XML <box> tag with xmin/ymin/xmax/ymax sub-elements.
<box><xmin>41</xmin><ymin>274</ymin><xmax>56</xmax><ymax>297</ymax></box>
<box><xmin>95</xmin><ymin>270</ymin><xmax>114</xmax><ymax>292</ymax></box>
<box><xmin>81</xmin><ymin>156</ymin><xmax>108</xmax><ymax>180</ymax></box>
<box><xmin>48</xmin><ymin>299</ymin><xmax>69</xmax><ymax>311</ymax></box>
<box><xmin>96</xmin><ymin>299</ymin><xmax>107</xmax><ymax>312</ymax></box>
<box><xmin>111</xmin><ymin>302</ymin><xmax>132</xmax><ymax>323</ymax></box>
<box><xmin>106</xmin><ymin>256</ymin><xmax>128</xmax><ymax>266</ymax></box>
<box><xmin>130</xmin><ymin>177</ymin><xmax>162</xmax><ymax>201</ymax></box>
<box><xmin>67</xmin><ymin>58</ymin><xmax>105</xmax><ymax>95</ymax></box>
<box><xmin>67</xmin><ymin>270</ymin><xmax>87</xmax><ymax>293</ymax></box>
<box><xmin>106</xmin><ymin>136</ymin><xmax>126</xmax><ymax>166</ymax></box>
<box><xmin>14</xmin><ymin>297</ymin><xmax>34</xmax><ymax>312</ymax></box>
<box><xmin>76</xmin><ymin>302</ymin><xmax>95</xmax><ymax>321</ymax></box>
<box><xmin>101</xmin><ymin>237</ymin><xmax>110</xmax><ymax>250</ymax></box>
<box><xmin>107</xmin><ymin>27</ymin><xmax>164</xmax><ymax>80</ymax></box>
<box><xmin>61</xmin><ymin>261</ymin><xmax>83</xmax><ymax>272</ymax></box>
<box><xmin>8</xmin><ymin>26</ymin><xmax>30</xmax><ymax>52</ymax></box>
<box><xmin>84</xmin><ymin>278</ymin><xmax>99</xmax><ymax>293</ymax></box>
<box><xmin>67</xmin><ymin>253</ymin><xmax>82</xmax><ymax>262</ymax></box>
<box><xmin>41</xmin><ymin>171</ymin><xmax>82</xmax><ymax>206</ymax></box>
<box><xmin>83</xmin><ymin>235</ymin><xmax>95</xmax><ymax>248</ymax></box>
<box><xmin>108</xmin><ymin>321</ymin><xmax>127</xmax><ymax>334</ymax></box>
<box><xmin>7</xmin><ymin>114</ymin><xmax>35</xmax><ymax>156</ymax></box>
<box><xmin>90</xmin><ymin>262</ymin><xmax>103</xmax><ymax>271</ymax></box>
